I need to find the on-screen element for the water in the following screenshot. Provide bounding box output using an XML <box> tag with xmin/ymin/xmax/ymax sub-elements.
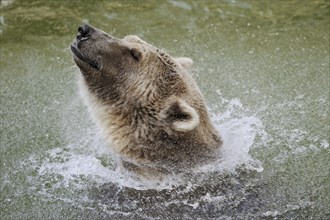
<box><xmin>1</xmin><ymin>0</ymin><xmax>329</xmax><ymax>219</ymax></box>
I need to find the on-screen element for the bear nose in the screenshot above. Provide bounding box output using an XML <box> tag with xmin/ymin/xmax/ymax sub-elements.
<box><xmin>78</xmin><ymin>24</ymin><xmax>90</xmax><ymax>37</ymax></box>
<box><xmin>76</xmin><ymin>24</ymin><xmax>92</xmax><ymax>43</ymax></box>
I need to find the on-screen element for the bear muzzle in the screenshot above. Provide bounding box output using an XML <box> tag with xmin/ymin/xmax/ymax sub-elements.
<box><xmin>71</xmin><ymin>24</ymin><xmax>100</xmax><ymax>70</ymax></box>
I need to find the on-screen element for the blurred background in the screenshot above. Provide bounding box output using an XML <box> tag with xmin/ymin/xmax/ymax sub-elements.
<box><xmin>1</xmin><ymin>0</ymin><xmax>329</xmax><ymax>219</ymax></box>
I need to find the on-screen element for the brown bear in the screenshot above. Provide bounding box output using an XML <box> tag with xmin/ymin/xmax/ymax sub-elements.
<box><xmin>71</xmin><ymin>24</ymin><xmax>222</xmax><ymax>176</ymax></box>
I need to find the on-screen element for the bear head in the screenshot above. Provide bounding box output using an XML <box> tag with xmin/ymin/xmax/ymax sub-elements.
<box><xmin>71</xmin><ymin>24</ymin><xmax>221</xmax><ymax>172</ymax></box>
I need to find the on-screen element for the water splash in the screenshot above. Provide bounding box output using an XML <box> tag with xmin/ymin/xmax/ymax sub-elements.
<box><xmin>13</xmin><ymin>92</ymin><xmax>268</xmax><ymax>220</ymax></box>
<box><xmin>208</xmin><ymin>115</ymin><xmax>264</xmax><ymax>173</ymax></box>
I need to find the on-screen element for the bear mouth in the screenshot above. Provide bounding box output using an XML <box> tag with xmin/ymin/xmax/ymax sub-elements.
<box><xmin>71</xmin><ymin>43</ymin><xmax>99</xmax><ymax>70</ymax></box>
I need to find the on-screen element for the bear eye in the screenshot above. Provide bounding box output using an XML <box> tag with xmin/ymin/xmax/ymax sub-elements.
<box><xmin>130</xmin><ymin>48</ymin><xmax>142</xmax><ymax>61</ymax></box>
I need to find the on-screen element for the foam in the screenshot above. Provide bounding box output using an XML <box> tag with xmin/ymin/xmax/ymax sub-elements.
<box><xmin>38</xmin><ymin>149</ymin><xmax>113</xmax><ymax>186</ymax></box>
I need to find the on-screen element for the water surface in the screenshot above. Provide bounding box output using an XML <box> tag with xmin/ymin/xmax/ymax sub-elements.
<box><xmin>1</xmin><ymin>0</ymin><xmax>329</xmax><ymax>219</ymax></box>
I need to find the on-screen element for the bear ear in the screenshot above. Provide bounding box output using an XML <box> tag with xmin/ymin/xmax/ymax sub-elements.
<box><xmin>166</xmin><ymin>99</ymin><xmax>200</xmax><ymax>132</ymax></box>
<box><xmin>175</xmin><ymin>57</ymin><xmax>193</xmax><ymax>70</ymax></box>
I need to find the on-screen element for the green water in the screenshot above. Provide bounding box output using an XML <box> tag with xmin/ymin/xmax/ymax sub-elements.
<box><xmin>1</xmin><ymin>0</ymin><xmax>329</xmax><ymax>219</ymax></box>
